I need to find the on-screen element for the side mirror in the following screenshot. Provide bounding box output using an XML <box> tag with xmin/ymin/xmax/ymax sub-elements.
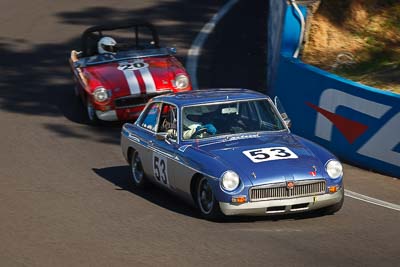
<box><xmin>156</xmin><ymin>133</ymin><xmax>166</xmax><ymax>141</ymax></box>
<box><xmin>168</xmin><ymin>47</ymin><xmax>177</xmax><ymax>54</ymax></box>
<box><xmin>166</xmin><ymin>129</ymin><xmax>177</xmax><ymax>140</ymax></box>
<box><xmin>156</xmin><ymin>133</ymin><xmax>175</xmax><ymax>145</ymax></box>
<box><xmin>274</xmin><ymin>96</ymin><xmax>292</xmax><ymax>128</ymax></box>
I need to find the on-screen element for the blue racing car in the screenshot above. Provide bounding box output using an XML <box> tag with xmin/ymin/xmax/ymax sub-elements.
<box><xmin>120</xmin><ymin>89</ymin><xmax>344</xmax><ymax>220</ymax></box>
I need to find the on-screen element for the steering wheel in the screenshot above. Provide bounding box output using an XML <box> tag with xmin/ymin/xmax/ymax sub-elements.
<box><xmin>191</xmin><ymin>127</ymin><xmax>208</xmax><ymax>138</ymax></box>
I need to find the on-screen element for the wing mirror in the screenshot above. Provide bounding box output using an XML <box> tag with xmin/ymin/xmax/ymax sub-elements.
<box><xmin>168</xmin><ymin>47</ymin><xmax>177</xmax><ymax>54</ymax></box>
<box><xmin>156</xmin><ymin>133</ymin><xmax>166</xmax><ymax>141</ymax></box>
<box><xmin>156</xmin><ymin>133</ymin><xmax>171</xmax><ymax>145</ymax></box>
<box><xmin>274</xmin><ymin>96</ymin><xmax>291</xmax><ymax>128</ymax></box>
<box><xmin>156</xmin><ymin>132</ymin><xmax>176</xmax><ymax>144</ymax></box>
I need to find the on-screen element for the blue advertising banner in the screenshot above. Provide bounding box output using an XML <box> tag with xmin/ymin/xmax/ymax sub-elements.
<box><xmin>273</xmin><ymin>5</ymin><xmax>400</xmax><ymax>177</ymax></box>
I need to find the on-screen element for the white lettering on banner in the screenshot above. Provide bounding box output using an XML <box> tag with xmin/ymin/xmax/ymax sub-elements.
<box><xmin>315</xmin><ymin>88</ymin><xmax>399</xmax><ymax>166</ymax></box>
<box><xmin>316</xmin><ymin>89</ymin><xmax>391</xmax><ymax>141</ymax></box>
<box><xmin>357</xmin><ymin>112</ymin><xmax>400</xmax><ymax>166</ymax></box>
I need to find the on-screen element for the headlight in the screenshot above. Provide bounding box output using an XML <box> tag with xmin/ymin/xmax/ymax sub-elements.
<box><xmin>221</xmin><ymin>170</ymin><xmax>240</xmax><ymax>191</ymax></box>
<box><xmin>93</xmin><ymin>87</ymin><xmax>109</xmax><ymax>102</ymax></box>
<box><xmin>326</xmin><ymin>160</ymin><xmax>343</xmax><ymax>179</ymax></box>
<box><xmin>174</xmin><ymin>74</ymin><xmax>189</xmax><ymax>89</ymax></box>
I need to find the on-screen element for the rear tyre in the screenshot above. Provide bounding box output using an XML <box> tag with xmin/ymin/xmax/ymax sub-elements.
<box><xmin>129</xmin><ymin>150</ymin><xmax>147</xmax><ymax>188</ymax></box>
<box><xmin>196</xmin><ymin>176</ymin><xmax>223</xmax><ymax>221</ymax></box>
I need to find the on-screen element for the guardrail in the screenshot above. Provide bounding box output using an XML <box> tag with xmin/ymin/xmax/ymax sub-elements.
<box><xmin>268</xmin><ymin>3</ymin><xmax>400</xmax><ymax>177</ymax></box>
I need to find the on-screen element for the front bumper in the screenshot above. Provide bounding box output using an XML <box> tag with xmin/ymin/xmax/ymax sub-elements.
<box><xmin>219</xmin><ymin>188</ymin><xmax>344</xmax><ymax>216</ymax></box>
<box><xmin>94</xmin><ymin>106</ymin><xmax>144</xmax><ymax>121</ymax></box>
<box><xmin>95</xmin><ymin>110</ymin><xmax>118</xmax><ymax>121</ymax></box>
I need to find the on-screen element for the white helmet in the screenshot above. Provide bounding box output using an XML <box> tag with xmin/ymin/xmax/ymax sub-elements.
<box><xmin>98</xmin><ymin>36</ymin><xmax>117</xmax><ymax>54</ymax></box>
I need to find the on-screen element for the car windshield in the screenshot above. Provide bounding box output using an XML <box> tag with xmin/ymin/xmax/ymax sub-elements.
<box><xmin>81</xmin><ymin>48</ymin><xmax>172</xmax><ymax>66</ymax></box>
<box><xmin>181</xmin><ymin>99</ymin><xmax>286</xmax><ymax>140</ymax></box>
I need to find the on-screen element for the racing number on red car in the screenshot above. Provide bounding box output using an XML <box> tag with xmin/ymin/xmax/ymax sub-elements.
<box><xmin>118</xmin><ymin>61</ymin><xmax>149</xmax><ymax>71</ymax></box>
<box><xmin>153</xmin><ymin>154</ymin><xmax>169</xmax><ymax>186</ymax></box>
<box><xmin>243</xmin><ymin>147</ymin><xmax>298</xmax><ymax>163</ymax></box>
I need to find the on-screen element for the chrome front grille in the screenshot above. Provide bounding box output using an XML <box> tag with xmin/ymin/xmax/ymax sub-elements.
<box><xmin>114</xmin><ymin>96</ymin><xmax>147</xmax><ymax>108</ymax></box>
<box><xmin>114</xmin><ymin>91</ymin><xmax>171</xmax><ymax>109</ymax></box>
<box><xmin>249</xmin><ymin>180</ymin><xmax>326</xmax><ymax>202</ymax></box>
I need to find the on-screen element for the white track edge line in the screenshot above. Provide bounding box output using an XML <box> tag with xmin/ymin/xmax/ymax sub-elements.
<box><xmin>345</xmin><ymin>189</ymin><xmax>400</xmax><ymax>212</ymax></box>
<box><xmin>186</xmin><ymin>0</ymin><xmax>239</xmax><ymax>89</ymax></box>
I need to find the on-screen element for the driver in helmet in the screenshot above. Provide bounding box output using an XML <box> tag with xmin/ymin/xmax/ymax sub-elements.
<box><xmin>182</xmin><ymin>106</ymin><xmax>216</xmax><ymax>140</ymax></box>
<box><xmin>97</xmin><ymin>36</ymin><xmax>117</xmax><ymax>54</ymax></box>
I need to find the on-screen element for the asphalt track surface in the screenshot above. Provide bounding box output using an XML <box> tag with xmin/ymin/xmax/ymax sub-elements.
<box><xmin>0</xmin><ymin>0</ymin><xmax>399</xmax><ymax>266</ymax></box>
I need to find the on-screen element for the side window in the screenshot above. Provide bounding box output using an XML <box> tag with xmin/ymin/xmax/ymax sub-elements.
<box><xmin>158</xmin><ymin>104</ymin><xmax>177</xmax><ymax>139</ymax></box>
<box><xmin>140</xmin><ymin>102</ymin><xmax>161</xmax><ymax>131</ymax></box>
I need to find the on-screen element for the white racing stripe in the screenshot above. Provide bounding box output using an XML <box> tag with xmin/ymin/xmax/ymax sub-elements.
<box><xmin>119</xmin><ymin>62</ymin><xmax>141</xmax><ymax>95</ymax></box>
<box><xmin>186</xmin><ymin>0</ymin><xmax>239</xmax><ymax>89</ymax></box>
<box><xmin>345</xmin><ymin>190</ymin><xmax>400</xmax><ymax>212</ymax></box>
<box><xmin>140</xmin><ymin>68</ymin><xmax>157</xmax><ymax>94</ymax></box>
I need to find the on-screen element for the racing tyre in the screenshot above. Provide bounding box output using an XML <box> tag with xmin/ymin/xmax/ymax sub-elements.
<box><xmin>86</xmin><ymin>98</ymin><xmax>99</xmax><ymax>124</ymax></box>
<box><xmin>196</xmin><ymin>176</ymin><xmax>223</xmax><ymax>221</ymax></box>
<box><xmin>74</xmin><ymin>85</ymin><xmax>81</xmax><ymax>98</ymax></box>
<box><xmin>129</xmin><ymin>150</ymin><xmax>147</xmax><ymax>188</ymax></box>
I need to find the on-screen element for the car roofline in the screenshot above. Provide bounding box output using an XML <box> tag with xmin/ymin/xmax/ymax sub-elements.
<box><xmin>152</xmin><ymin>88</ymin><xmax>271</xmax><ymax>107</ymax></box>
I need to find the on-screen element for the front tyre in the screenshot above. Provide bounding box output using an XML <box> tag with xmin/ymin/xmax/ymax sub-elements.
<box><xmin>74</xmin><ymin>86</ymin><xmax>80</xmax><ymax>97</ymax></box>
<box><xmin>196</xmin><ymin>176</ymin><xmax>223</xmax><ymax>220</ymax></box>
<box><xmin>129</xmin><ymin>150</ymin><xmax>147</xmax><ymax>188</ymax></box>
<box><xmin>86</xmin><ymin>97</ymin><xmax>99</xmax><ymax>124</ymax></box>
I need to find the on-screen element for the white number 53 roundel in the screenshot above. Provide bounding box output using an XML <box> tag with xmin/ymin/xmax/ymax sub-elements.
<box><xmin>242</xmin><ymin>147</ymin><xmax>298</xmax><ymax>163</ymax></box>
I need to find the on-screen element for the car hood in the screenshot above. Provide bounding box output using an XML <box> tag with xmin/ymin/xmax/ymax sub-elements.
<box><xmin>83</xmin><ymin>56</ymin><xmax>176</xmax><ymax>98</ymax></box>
<box><xmin>198</xmin><ymin>132</ymin><xmax>327</xmax><ymax>186</ymax></box>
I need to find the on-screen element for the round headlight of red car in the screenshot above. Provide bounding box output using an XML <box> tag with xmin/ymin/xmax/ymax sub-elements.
<box><xmin>174</xmin><ymin>74</ymin><xmax>189</xmax><ymax>89</ymax></box>
<box><xmin>93</xmin><ymin>87</ymin><xmax>109</xmax><ymax>102</ymax></box>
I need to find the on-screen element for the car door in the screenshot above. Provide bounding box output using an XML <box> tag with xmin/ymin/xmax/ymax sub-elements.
<box><xmin>136</xmin><ymin>101</ymin><xmax>162</xmax><ymax>179</ymax></box>
<box><xmin>150</xmin><ymin>103</ymin><xmax>180</xmax><ymax>190</ymax></box>
<box><xmin>137</xmin><ymin>102</ymin><xmax>179</xmax><ymax>190</ymax></box>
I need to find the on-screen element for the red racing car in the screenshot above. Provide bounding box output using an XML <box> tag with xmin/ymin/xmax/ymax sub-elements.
<box><xmin>69</xmin><ymin>21</ymin><xmax>192</xmax><ymax>123</ymax></box>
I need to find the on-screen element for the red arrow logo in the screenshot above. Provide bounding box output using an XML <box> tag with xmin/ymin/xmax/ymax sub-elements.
<box><xmin>306</xmin><ymin>102</ymin><xmax>369</xmax><ymax>144</ymax></box>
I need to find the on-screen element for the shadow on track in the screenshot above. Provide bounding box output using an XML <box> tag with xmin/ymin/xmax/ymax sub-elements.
<box><xmin>0</xmin><ymin>1</ymin><xmax>225</xmax><ymax>133</ymax></box>
<box><xmin>93</xmin><ymin>165</ymin><xmax>333</xmax><ymax>223</ymax></box>
<box><xmin>93</xmin><ymin>165</ymin><xmax>199</xmax><ymax>218</ymax></box>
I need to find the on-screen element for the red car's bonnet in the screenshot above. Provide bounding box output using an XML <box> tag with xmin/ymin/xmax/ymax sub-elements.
<box><xmin>83</xmin><ymin>56</ymin><xmax>186</xmax><ymax>98</ymax></box>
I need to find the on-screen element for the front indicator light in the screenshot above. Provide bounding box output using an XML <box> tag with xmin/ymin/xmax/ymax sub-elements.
<box><xmin>232</xmin><ymin>196</ymin><xmax>247</xmax><ymax>203</ymax></box>
<box><xmin>328</xmin><ymin>185</ymin><xmax>339</xmax><ymax>193</ymax></box>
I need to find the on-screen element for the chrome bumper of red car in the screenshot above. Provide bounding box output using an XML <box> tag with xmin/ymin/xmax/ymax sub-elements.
<box><xmin>219</xmin><ymin>188</ymin><xmax>344</xmax><ymax>216</ymax></box>
<box><xmin>95</xmin><ymin>110</ymin><xmax>118</xmax><ymax>121</ymax></box>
